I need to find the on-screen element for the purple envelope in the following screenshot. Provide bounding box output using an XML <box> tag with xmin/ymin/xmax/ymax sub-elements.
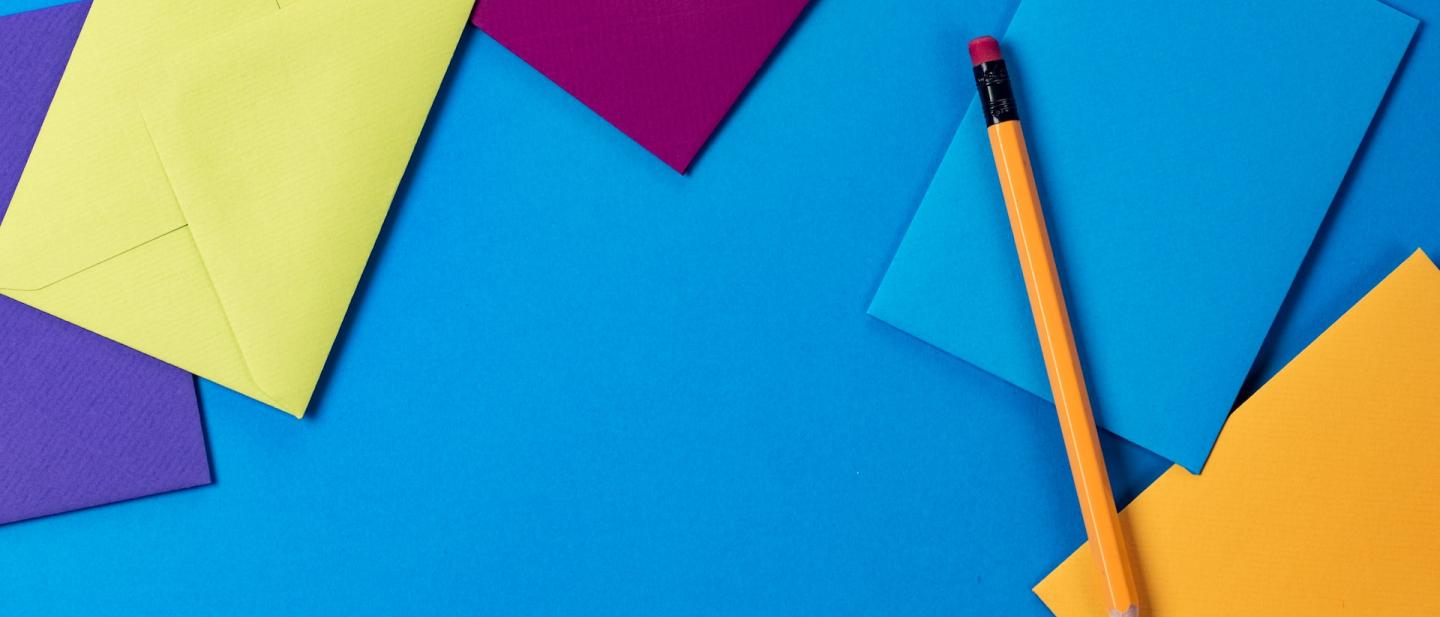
<box><xmin>0</xmin><ymin>1</ymin><xmax>210</xmax><ymax>526</ymax></box>
<box><xmin>473</xmin><ymin>0</ymin><xmax>810</xmax><ymax>173</ymax></box>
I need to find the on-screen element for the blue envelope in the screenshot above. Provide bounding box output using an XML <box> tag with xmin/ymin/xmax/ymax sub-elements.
<box><xmin>870</xmin><ymin>0</ymin><xmax>1416</xmax><ymax>470</ymax></box>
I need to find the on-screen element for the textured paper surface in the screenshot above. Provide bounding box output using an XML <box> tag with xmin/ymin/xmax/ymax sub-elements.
<box><xmin>473</xmin><ymin>0</ymin><xmax>809</xmax><ymax>173</ymax></box>
<box><xmin>869</xmin><ymin>0</ymin><xmax>1417</xmax><ymax>471</ymax></box>
<box><xmin>0</xmin><ymin>2</ymin><xmax>81</xmax><ymax>213</ymax></box>
<box><xmin>0</xmin><ymin>0</ymin><xmax>209</xmax><ymax>526</ymax></box>
<box><xmin>0</xmin><ymin>0</ymin><xmax>1178</xmax><ymax>613</ymax></box>
<box><xmin>0</xmin><ymin>0</ymin><xmax>472</xmax><ymax>417</ymax></box>
<box><xmin>1034</xmin><ymin>250</ymin><xmax>1440</xmax><ymax>616</ymax></box>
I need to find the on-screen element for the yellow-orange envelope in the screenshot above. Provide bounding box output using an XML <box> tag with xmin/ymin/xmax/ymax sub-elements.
<box><xmin>0</xmin><ymin>0</ymin><xmax>473</xmax><ymax>416</ymax></box>
<box><xmin>1034</xmin><ymin>249</ymin><xmax>1440</xmax><ymax>615</ymax></box>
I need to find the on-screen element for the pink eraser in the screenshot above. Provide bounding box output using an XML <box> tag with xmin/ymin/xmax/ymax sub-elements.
<box><xmin>968</xmin><ymin>36</ymin><xmax>1002</xmax><ymax>66</ymax></box>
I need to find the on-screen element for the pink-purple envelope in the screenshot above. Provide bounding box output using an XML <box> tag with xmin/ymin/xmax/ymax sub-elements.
<box><xmin>473</xmin><ymin>0</ymin><xmax>810</xmax><ymax>173</ymax></box>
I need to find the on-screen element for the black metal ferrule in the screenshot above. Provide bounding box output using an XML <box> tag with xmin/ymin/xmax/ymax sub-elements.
<box><xmin>973</xmin><ymin>60</ymin><xmax>1019</xmax><ymax>126</ymax></box>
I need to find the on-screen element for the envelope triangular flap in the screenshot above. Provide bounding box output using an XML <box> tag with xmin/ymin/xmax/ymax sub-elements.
<box><xmin>0</xmin><ymin>0</ymin><xmax>277</xmax><ymax>290</ymax></box>
<box><xmin>473</xmin><ymin>0</ymin><xmax>810</xmax><ymax>172</ymax></box>
<box><xmin>138</xmin><ymin>0</ymin><xmax>472</xmax><ymax>410</ymax></box>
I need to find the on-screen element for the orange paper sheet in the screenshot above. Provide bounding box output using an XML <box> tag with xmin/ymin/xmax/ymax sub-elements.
<box><xmin>1034</xmin><ymin>249</ymin><xmax>1440</xmax><ymax>616</ymax></box>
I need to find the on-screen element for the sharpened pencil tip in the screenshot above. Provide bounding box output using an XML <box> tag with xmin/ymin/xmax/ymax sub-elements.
<box><xmin>1109</xmin><ymin>606</ymin><xmax>1138</xmax><ymax>617</ymax></box>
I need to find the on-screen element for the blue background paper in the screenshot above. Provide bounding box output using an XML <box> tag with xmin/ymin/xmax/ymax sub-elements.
<box><xmin>869</xmin><ymin>0</ymin><xmax>1416</xmax><ymax>471</ymax></box>
<box><xmin>0</xmin><ymin>1</ymin><xmax>1434</xmax><ymax>616</ymax></box>
<box><xmin>1246</xmin><ymin>4</ymin><xmax>1440</xmax><ymax>394</ymax></box>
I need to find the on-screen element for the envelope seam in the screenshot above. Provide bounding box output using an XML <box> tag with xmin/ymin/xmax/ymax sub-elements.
<box><xmin>132</xmin><ymin>102</ymin><xmax>292</xmax><ymax>413</ymax></box>
<box><xmin>0</xmin><ymin>224</ymin><xmax>188</xmax><ymax>293</ymax></box>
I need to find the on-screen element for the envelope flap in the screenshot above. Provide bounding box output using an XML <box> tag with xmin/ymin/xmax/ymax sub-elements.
<box><xmin>0</xmin><ymin>0</ymin><xmax>277</xmax><ymax>291</ymax></box>
<box><xmin>473</xmin><ymin>0</ymin><xmax>810</xmax><ymax>172</ymax></box>
<box><xmin>138</xmin><ymin>0</ymin><xmax>471</xmax><ymax>412</ymax></box>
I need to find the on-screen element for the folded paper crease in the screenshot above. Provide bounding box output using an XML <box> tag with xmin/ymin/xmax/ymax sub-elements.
<box><xmin>0</xmin><ymin>0</ymin><xmax>210</xmax><ymax>527</ymax></box>
<box><xmin>0</xmin><ymin>0</ymin><xmax>473</xmax><ymax>416</ymax></box>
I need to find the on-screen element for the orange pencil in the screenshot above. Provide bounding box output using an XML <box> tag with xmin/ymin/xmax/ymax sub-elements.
<box><xmin>967</xmin><ymin>36</ymin><xmax>1140</xmax><ymax>617</ymax></box>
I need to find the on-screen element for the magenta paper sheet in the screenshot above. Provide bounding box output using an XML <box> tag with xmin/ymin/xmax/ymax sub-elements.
<box><xmin>473</xmin><ymin>0</ymin><xmax>809</xmax><ymax>172</ymax></box>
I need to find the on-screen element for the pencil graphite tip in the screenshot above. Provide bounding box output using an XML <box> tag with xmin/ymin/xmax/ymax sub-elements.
<box><xmin>968</xmin><ymin>35</ymin><xmax>1002</xmax><ymax>66</ymax></box>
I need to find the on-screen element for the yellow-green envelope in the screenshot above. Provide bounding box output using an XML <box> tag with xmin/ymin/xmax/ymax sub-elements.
<box><xmin>0</xmin><ymin>0</ymin><xmax>473</xmax><ymax>416</ymax></box>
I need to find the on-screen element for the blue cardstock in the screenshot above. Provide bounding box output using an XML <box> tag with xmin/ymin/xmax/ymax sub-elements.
<box><xmin>0</xmin><ymin>1</ymin><xmax>1167</xmax><ymax>615</ymax></box>
<box><xmin>1245</xmin><ymin>2</ymin><xmax>1440</xmax><ymax>396</ymax></box>
<box><xmin>0</xmin><ymin>0</ymin><xmax>1436</xmax><ymax>615</ymax></box>
<box><xmin>870</xmin><ymin>0</ymin><xmax>1416</xmax><ymax>471</ymax></box>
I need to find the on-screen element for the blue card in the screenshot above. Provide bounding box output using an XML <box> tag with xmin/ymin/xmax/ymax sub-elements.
<box><xmin>870</xmin><ymin>0</ymin><xmax>1416</xmax><ymax>471</ymax></box>
<box><xmin>0</xmin><ymin>2</ymin><xmax>1170</xmax><ymax>615</ymax></box>
<box><xmin>1246</xmin><ymin>3</ymin><xmax>1440</xmax><ymax>396</ymax></box>
<box><xmin>1</xmin><ymin>0</ymin><xmax>1434</xmax><ymax>615</ymax></box>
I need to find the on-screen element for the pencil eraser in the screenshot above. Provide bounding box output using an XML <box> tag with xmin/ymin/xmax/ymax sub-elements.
<box><xmin>968</xmin><ymin>36</ymin><xmax>1002</xmax><ymax>66</ymax></box>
